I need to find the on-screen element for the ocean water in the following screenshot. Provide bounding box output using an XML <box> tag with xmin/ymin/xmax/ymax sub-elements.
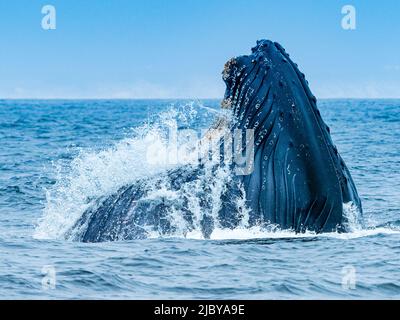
<box><xmin>0</xmin><ymin>99</ymin><xmax>399</xmax><ymax>299</ymax></box>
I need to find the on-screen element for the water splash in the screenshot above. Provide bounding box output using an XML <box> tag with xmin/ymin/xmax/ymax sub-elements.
<box><xmin>343</xmin><ymin>201</ymin><xmax>363</xmax><ymax>232</ymax></box>
<box><xmin>35</xmin><ymin>102</ymin><xmax>222</xmax><ymax>239</ymax></box>
<box><xmin>34</xmin><ymin>101</ymin><xmax>399</xmax><ymax>242</ymax></box>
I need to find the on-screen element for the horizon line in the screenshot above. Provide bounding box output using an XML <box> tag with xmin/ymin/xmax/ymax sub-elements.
<box><xmin>1</xmin><ymin>97</ymin><xmax>400</xmax><ymax>100</ymax></box>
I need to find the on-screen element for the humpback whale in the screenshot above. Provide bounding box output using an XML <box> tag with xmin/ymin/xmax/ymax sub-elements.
<box><xmin>69</xmin><ymin>40</ymin><xmax>362</xmax><ymax>242</ymax></box>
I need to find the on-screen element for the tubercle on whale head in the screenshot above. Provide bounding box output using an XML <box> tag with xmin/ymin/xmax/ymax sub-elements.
<box><xmin>222</xmin><ymin>57</ymin><xmax>237</xmax><ymax>82</ymax></box>
<box><xmin>220</xmin><ymin>96</ymin><xmax>233</xmax><ymax>109</ymax></box>
<box><xmin>220</xmin><ymin>39</ymin><xmax>279</xmax><ymax>112</ymax></box>
<box><xmin>221</xmin><ymin>57</ymin><xmax>237</xmax><ymax>109</ymax></box>
<box><xmin>220</xmin><ymin>39</ymin><xmax>320</xmax><ymax>120</ymax></box>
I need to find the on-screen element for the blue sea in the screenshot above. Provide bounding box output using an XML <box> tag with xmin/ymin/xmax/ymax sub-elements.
<box><xmin>0</xmin><ymin>99</ymin><xmax>399</xmax><ymax>299</ymax></box>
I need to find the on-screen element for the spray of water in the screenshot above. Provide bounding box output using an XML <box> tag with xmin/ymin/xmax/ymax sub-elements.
<box><xmin>34</xmin><ymin>102</ymin><xmax>399</xmax><ymax>241</ymax></box>
<box><xmin>34</xmin><ymin>103</ymin><xmax>205</xmax><ymax>239</ymax></box>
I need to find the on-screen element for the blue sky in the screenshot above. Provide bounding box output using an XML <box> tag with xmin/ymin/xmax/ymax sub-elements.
<box><xmin>0</xmin><ymin>0</ymin><xmax>399</xmax><ymax>98</ymax></box>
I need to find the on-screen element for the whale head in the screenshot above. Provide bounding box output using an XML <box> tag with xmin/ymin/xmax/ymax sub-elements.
<box><xmin>220</xmin><ymin>39</ymin><xmax>362</xmax><ymax>232</ymax></box>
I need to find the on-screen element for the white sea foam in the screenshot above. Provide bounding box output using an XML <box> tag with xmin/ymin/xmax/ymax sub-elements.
<box><xmin>148</xmin><ymin>225</ymin><xmax>400</xmax><ymax>241</ymax></box>
<box><xmin>190</xmin><ymin>201</ymin><xmax>399</xmax><ymax>240</ymax></box>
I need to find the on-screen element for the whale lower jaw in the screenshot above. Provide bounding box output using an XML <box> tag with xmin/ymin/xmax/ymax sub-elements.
<box><xmin>67</xmin><ymin>40</ymin><xmax>362</xmax><ymax>242</ymax></box>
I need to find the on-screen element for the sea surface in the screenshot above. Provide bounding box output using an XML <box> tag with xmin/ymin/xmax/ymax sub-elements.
<box><xmin>0</xmin><ymin>99</ymin><xmax>399</xmax><ymax>299</ymax></box>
